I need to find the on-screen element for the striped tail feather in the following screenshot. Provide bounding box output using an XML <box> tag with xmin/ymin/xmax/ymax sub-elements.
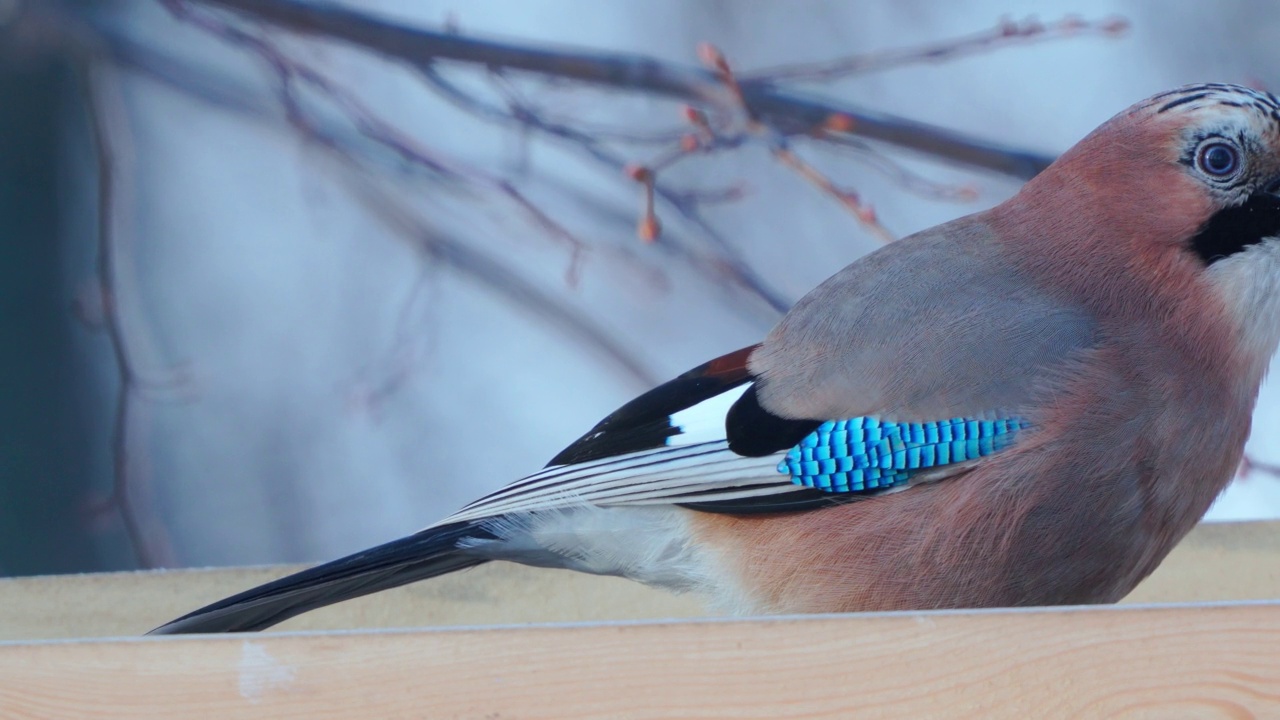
<box><xmin>147</xmin><ymin>521</ymin><xmax>493</xmax><ymax>635</ymax></box>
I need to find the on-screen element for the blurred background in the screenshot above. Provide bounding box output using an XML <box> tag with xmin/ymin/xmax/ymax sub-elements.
<box><xmin>2</xmin><ymin>0</ymin><xmax>1279</xmax><ymax>577</ymax></box>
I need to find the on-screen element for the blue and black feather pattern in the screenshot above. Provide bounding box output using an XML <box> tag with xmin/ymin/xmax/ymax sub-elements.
<box><xmin>780</xmin><ymin>417</ymin><xmax>1027</xmax><ymax>493</ymax></box>
<box><xmin>540</xmin><ymin>344</ymin><xmax>1028</xmax><ymax>513</ymax></box>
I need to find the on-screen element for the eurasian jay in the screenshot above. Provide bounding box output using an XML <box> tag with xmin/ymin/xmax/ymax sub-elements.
<box><xmin>152</xmin><ymin>83</ymin><xmax>1280</xmax><ymax>634</ymax></box>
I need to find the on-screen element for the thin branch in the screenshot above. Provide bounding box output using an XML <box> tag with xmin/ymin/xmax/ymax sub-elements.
<box><xmin>78</xmin><ymin>0</ymin><xmax>1095</xmax><ymax>311</ymax></box>
<box><xmin>624</xmin><ymin>165</ymin><xmax>661</xmax><ymax>243</ymax></box>
<box><xmin>816</xmin><ymin>133</ymin><xmax>979</xmax><ymax>202</ymax></box>
<box><xmin>745</xmin><ymin>14</ymin><xmax>1130</xmax><ymax>83</ymax></box>
<box><xmin>45</xmin><ymin>0</ymin><xmax>1100</xmax><ymax>310</ymax></box>
<box><xmin>83</xmin><ymin>66</ymin><xmax>171</xmax><ymax>569</ymax></box>
<box><xmin>419</xmin><ymin>63</ymin><xmax>792</xmax><ymax>313</ymax></box>
<box><xmin>346</xmin><ymin>263</ymin><xmax>440</xmax><ymax>418</ymax></box>
<box><xmin>1239</xmin><ymin>455</ymin><xmax>1280</xmax><ymax>481</ymax></box>
<box><xmin>348</xmin><ymin>174</ymin><xmax>660</xmax><ymax>389</ymax></box>
<box><xmin>144</xmin><ymin>2</ymin><xmax>658</xmax><ymax>391</ymax></box>
<box><xmin>772</xmin><ymin>143</ymin><xmax>896</xmax><ymax>243</ymax></box>
<box><xmin>183</xmin><ymin>0</ymin><xmax>1058</xmax><ymax>180</ymax></box>
<box><xmin>164</xmin><ymin>0</ymin><xmax>590</xmax><ymax>286</ymax></box>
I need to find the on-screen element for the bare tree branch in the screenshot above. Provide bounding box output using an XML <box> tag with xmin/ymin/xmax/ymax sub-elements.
<box><xmin>82</xmin><ymin>65</ymin><xmax>177</xmax><ymax>569</ymax></box>
<box><xmin>181</xmin><ymin>0</ymin><xmax>1059</xmax><ymax>179</ymax></box>
<box><xmin>745</xmin><ymin>14</ymin><xmax>1129</xmax><ymax>83</ymax></box>
<box><xmin>772</xmin><ymin>143</ymin><xmax>896</xmax><ymax>243</ymax></box>
<box><xmin>156</xmin><ymin>3</ymin><xmax>663</xmax><ymax>392</ymax></box>
<box><xmin>1239</xmin><ymin>455</ymin><xmax>1280</xmax><ymax>481</ymax></box>
<box><xmin>816</xmin><ymin>133</ymin><xmax>980</xmax><ymax>202</ymax></box>
<box><xmin>51</xmin><ymin>0</ymin><xmax>1110</xmax><ymax>314</ymax></box>
<box><xmin>348</xmin><ymin>175</ymin><xmax>661</xmax><ymax>389</ymax></box>
<box><xmin>164</xmin><ymin>1</ymin><xmax>594</xmax><ymax>287</ymax></box>
<box><xmin>418</xmin><ymin>64</ymin><xmax>792</xmax><ymax>312</ymax></box>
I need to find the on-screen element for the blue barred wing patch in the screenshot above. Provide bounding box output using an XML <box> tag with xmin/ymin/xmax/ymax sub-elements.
<box><xmin>777</xmin><ymin>417</ymin><xmax>1027</xmax><ymax>493</ymax></box>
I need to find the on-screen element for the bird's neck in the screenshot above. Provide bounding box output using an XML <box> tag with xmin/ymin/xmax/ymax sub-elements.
<box><xmin>985</xmin><ymin>168</ymin><xmax>1270</xmax><ymax>537</ymax></box>
<box><xmin>988</xmin><ymin>158</ymin><xmax>1243</xmax><ymax>364</ymax></box>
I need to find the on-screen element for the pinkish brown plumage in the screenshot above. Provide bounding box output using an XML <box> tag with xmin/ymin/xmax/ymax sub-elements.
<box><xmin>154</xmin><ymin>84</ymin><xmax>1280</xmax><ymax>634</ymax></box>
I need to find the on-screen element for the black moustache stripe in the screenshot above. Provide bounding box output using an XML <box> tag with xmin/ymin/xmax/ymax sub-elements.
<box><xmin>1190</xmin><ymin>190</ymin><xmax>1280</xmax><ymax>264</ymax></box>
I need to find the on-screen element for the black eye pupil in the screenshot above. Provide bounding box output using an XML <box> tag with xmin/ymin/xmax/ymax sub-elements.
<box><xmin>1199</xmin><ymin>143</ymin><xmax>1238</xmax><ymax>176</ymax></box>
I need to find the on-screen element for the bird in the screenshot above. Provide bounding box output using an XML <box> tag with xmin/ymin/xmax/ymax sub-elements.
<box><xmin>151</xmin><ymin>83</ymin><xmax>1280</xmax><ymax>634</ymax></box>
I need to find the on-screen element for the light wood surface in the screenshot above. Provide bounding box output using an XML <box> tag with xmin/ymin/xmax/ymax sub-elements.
<box><xmin>0</xmin><ymin>561</ymin><xmax>705</xmax><ymax>641</ymax></box>
<box><xmin>2</xmin><ymin>520</ymin><xmax>1277</xmax><ymax>641</ymax></box>
<box><xmin>0</xmin><ymin>521</ymin><xmax>1278</xmax><ymax>718</ymax></box>
<box><xmin>3</xmin><ymin>602</ymin><xmax>1279</xmax><ymax>719</ymax></box>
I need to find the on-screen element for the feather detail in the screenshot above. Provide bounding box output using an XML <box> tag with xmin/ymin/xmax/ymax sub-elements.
<box><xmin>781</xmin><ymin>417</ymin><xmax>1027</xmax><ymax>493</ymax></box>
<box><xmin>547</xmin><ymin>345</ymin><xmax>758</xmax><ymax>466</ymax></box>
<box><xmin>438</xmin><ymin>441</ymin><xmax>786</xmax><ymax>525</ymax></box>
<box><xmin>441</xmin><ymin>415</ymin><xmax>1026</xmax><ymax>526</ymax></box>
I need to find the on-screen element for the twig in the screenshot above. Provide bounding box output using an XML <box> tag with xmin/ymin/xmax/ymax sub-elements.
<box><xmin>347</xmin><ymin>174</ymin><xmax>660</xmax><ymax>388</ymax></box>
<box><xmin>686</xmin><ymin>44</ymin><xmax>899</xmax><ymax>243</ymax></box>
<box><xmin>82</xmin><ymin>0</ymin><xmax>1094</xmax><ymax>310</ymax></box>
<box><xmin>82</xmin><ymin>66</ymin><xmax>173</xmax><ymax>569</ymax></box>
<box><xmin>1239</xmin><ymin>455</ymin><xmax>1280</xmax><ymax>481</ymax></box>
<box><xmin>183</xmin><ymin>0</ymin><xmax>1058</xmax><ymax>180</ymax></box>
<box><xmin>347</xmin><ymin>263</ymin><xmax>441</xmax><ymax>417</ymax></box>
<box><xmin>419</xmin><ymin>64</ymin><xmax>792</xmax><ymax>313</ymax></box>
<box><xmin>698</xmin><ymin>43</ymin><xmax>754</xmax><ymax>123</ymax></box>
<box><xmin>46</xmin><ymin>0</ymin><xmax>1099</xmax><ymax>308</ymax></box>
<box><xmin>624</xmin><ymin>165</ymin><xmax>660</xmax><ymax>243</ymax></box>
<box><xmin>746</xmin><ymin>15</ymin><xmax>1130</xmax><ymax>83</ymax></box>
<box><xmin>150</xmin><ymin>2</ymin><xmax>657</xmax><ymax>389</ymax></box>
<box><xmin>163</xmin><ymin>0</ymin><xmax>591</xmax><ymax>287</ymax></box>
<box><xmin>816</xmin><ymin>133</ymin><xmax>979</xmax><ymax>202</ymax></box>
<box><xmin>772</xmin><ymin>144</ymin><xmax>896</xmax><ymax>243</ymax></box>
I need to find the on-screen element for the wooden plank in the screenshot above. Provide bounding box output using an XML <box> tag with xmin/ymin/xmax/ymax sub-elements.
<box><xmin>1</xmin><ymin>520</ymin><xmax>1278</xmax><ymax>641</ymax></box>
<box><xmin>0</xmin><ymin>563</ymin><xmax>704</xmax><ymax>641</ymax></box>
<box><xmin>2</xmin><ymin>602</ymin><xmax>1279</xmax><ymax>719</ymax></box>
<box><xmin>1124</xmin><ymin>519</ymin><xmax>1280</xmax><ymax>603</ymax></box>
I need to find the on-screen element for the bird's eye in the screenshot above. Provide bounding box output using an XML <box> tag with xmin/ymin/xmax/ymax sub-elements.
<box><xmin>1196</xmin><ymin>142</ymin><xmax>1240</xmax><ymax>177</ymax></box>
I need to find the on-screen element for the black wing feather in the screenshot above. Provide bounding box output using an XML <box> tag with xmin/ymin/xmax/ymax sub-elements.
<box><xmin>545</xmin><ymin>344</ymin><xmax>841</xmax><ymax>516</ymax></box>
<box><xmin>547</xmin><ymin>344</ymin><xmax>759</xmax><ymax>466</ymax></box>
<box><xmin>726</xmin><ymin>384</ymin><xmax>822</xmax><ymax>457</ymax></box>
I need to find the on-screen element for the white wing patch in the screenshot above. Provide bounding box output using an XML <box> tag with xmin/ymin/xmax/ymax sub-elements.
<box><xmin>666</xmin><ymin>383</ymin><xmax>749</xmax><ymax>445</ymax></box>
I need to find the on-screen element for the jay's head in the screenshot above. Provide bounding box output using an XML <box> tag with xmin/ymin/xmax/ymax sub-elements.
<box><xmin>1141</xmin><ymin>84</ymin><xmax>1280</xmax><ymax>266</ymax></box>
<box><xmin>999</xmin><ymin>83</ymin><xmax>1280</xmax><ymax>374</ymax></box>
<box><xmin>1021</xmin><ymin>83</ymin><xmax>1280</xmax><ymax>262</ymax></box>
